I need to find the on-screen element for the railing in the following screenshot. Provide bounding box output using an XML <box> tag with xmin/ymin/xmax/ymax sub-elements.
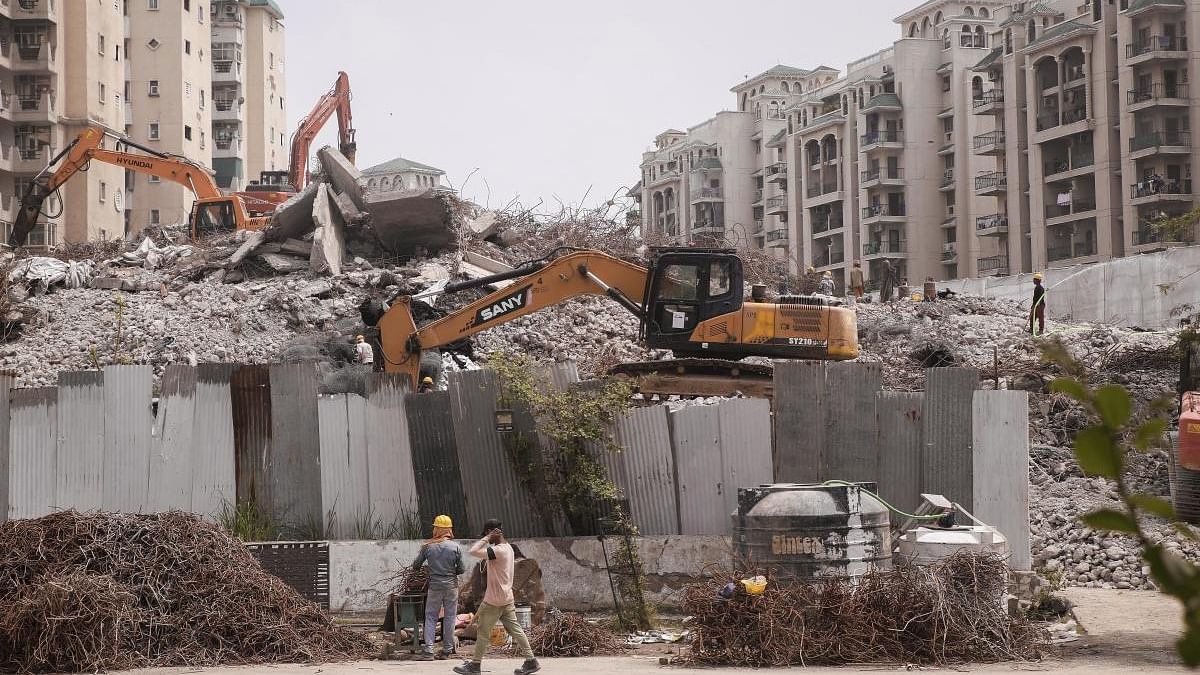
<box><xmin>1063</xmin><ymin>65</ymin><xmax>1086</xmax><ymax>86</ymax></box>
<box><xmin>766</xmin><ymin>229</ymin><xmax>789</xmax><ymax>243</ymax></box>
<box><xmin>976</xmin><ymin>214</ymin><xmax>1008</xmax><ymax>230</ymax></box>
<box><xmin>812</xmin><ymin>216</ymin><xmax>844</xmax><ymax>234</ymax></box>
<box><xmin>978</xmin><ymin>255</ymin><xmax>1009</xmax><ymax>273</ymax></box>
<box><xmin>862</xmin><ymin>168</ymin><xmax>904</xmax><ymax>182</ymax></box>
<box><xmin>1044</xmin><ymin>151</ymin><xmax>1094</xmax><ymax>175</ymax></box>
<box><xmin>16</xmin><ymin>94</ymin><xmax>37</xmax><ymax>111</ymax></box>
<box><xmin>861</xmin><ymin>130</ymin><xmax>903</xmax><ymax>146</ymax></box>
<box><xmin>959</xmin><ymin>34</ymin><xmax>985</xmax><ymax>48</ymax></box>
<box><xmin>766</xmin><ymin>162</ymin><xmax>787</xmax><ymax>177</ymax></box>
<box><xmin>214</xmin><ymin>98</ymin><xmax>236</xmax><ymax>111</ymax></box>
<box><xmin>863</xmin><ymin>241</ymin><xmax>906</xmax><ymax>255</ymax></box>
<box><xmin>973</xmin><ymin>130</ymin><xmax>1005</xmax><ymax>149</ymax></box>
<box><xmin>1128</xmin><ymin>82</ymin><xmax>1190</xmax><ymax>104</ymax></box>
<box><xmin>973</xmin><ymin>90</ymin><xmax>1004</xmax><ymax>108</ymax></box>
<box><xmin>806</xmin><ymin>183</ymin><xmax>838</xmax><ymax>198</ymax></box>
<box><xmin>1126</xmin><ymin>35</ymin><xmax>1188</xmax><ymax>58</ymax></box>
<box><xmin>1131</xmin><ymin>179</ymin><xmax>1192</xmax><ymax>199</ymax></box>
<box><xmin>752</xmin><ymin>189</ymin><xmax>764</xmax><ymax>203</ymax></box>
<box><xmin>1036</xmin><ymin>111</ymin><xmax>1060</xmax><ymax>131</ymax></box>
<box><xmin>1133</xmin><ymin>228</ymin><xmax>1185</xmax><ymax>246</ymax></box>
<box><xmin>1062</xmin><ymin>106</ymin><xmax>1088</xmax><ymax>124</ymax></box>
<box><xmin>765</xmin><ymin>109</ymin><xmax>785</xmax><ymax>120</ymax></box>
<box><xmin>862</xmin><ymin>204</ymin><xmax>906</xmax><ymax>219</ymax></box>
<box><xmin>1048</xmin><ymin>240</ymin><xmax>1097</xmax><ymax>261</ymax></box>
<box><xmin>1045</xmin><ymin>198</ymin><xmax>1096</xmax><ymax>219</ymax></box>
<box><xmin>752</xmin><ymin>219</ymin><xmax>764</xmax><ymax>234</ymax></box>
<box><xmin>942</xmin><ymin>242</ymin><xmax>958</xmax><ymax>260</ymax></box>
<box><xmin>1130</xmin><ymin>130</ymin><xmax>1191</xmax><ymax>152</ymax></box>
<box><xmin>974</xmin><ymin>172</ymin><xmax>1007</xmax><ymax>191</ymax></box>
<box><xmin>692</xmin><ymin>221</ymin><xmax>724</xmax><ymax>233</ymax></box>
<box><xmin>17</xmin><ymin>145</ymin><xmax>42</xmax><ymax>161</ymax></box>
<box><xmin>690</xmin><ymin>187</ymin><xmax>723</xmax><ymax>200</ymax></box>
<box><xmin>940</xmin><ymin>170</ymin><xmax>955</xmax><ymax>187</ymax></box>
<box><xmin>765</xmin><ymin>196</ymin><xmax>787</xmax><ymax>211</ymax></box>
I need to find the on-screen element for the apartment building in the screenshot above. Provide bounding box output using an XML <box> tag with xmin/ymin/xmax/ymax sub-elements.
<box><xmin>361</xmin><ymin>156</ymin><xmax>446</xmax><ymax>194</ymax></box>
<box><xmin>639</xmin><ymin>0</ymin><xmax>1200</xmax><ymax>290</ymax></box>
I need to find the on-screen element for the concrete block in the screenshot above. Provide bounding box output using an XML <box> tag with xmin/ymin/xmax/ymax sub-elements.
<box><xmin>265</xmin><ymin>182</ymin><xmax>319</xmax><ymax>242</ymax></box>
<box><xmin>280</xmin><ymin>239</ymin><xmax>313</xmax><ymax>257</ymax></box>
<box><xmin>467</xmin><ymin>211</ymin><xmax>502</xmax><ymax>240</ymax></box>
<box><xmin>257</xmin><ymin>253</ymin><xmax>309</xmax><ymax>274</ymax></box>
<box><xmin>464</xmin><ymin>250</ymin><xmax>514</xmax><ymax>274</ymax></box>
<box><xmin>317</xmin><ymin>146</ymin><xmax>366</xmax><ymax>212</ymax></box>
<box><xmin>331</xmin><ymin>188</ymin><xmax>365</xmax><ymax>225</ymax></box>
<box><xmin>364</xmin><ymin>188</ymin><xmax>455</xmax><ymax>255</ymax></box>
<box><xmin>310</xmin><ymin>184</ymin><xmax>346</xmax><ymax>276</ymax></box>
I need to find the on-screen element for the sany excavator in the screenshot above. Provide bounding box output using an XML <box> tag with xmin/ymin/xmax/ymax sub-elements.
<box><xmin>237</xmin><ymin>71</ymin><xmax>356</xmax><ymax>213</ymax></box>
<box><xmin>373</xmin><ymin>247</ymin><xmax>859</xmax><ymax>398</ymax></box>
<box><xmin>8</xmin><ymin>127</ymin><xmax>269</xmax><ymax>246</ymax></box>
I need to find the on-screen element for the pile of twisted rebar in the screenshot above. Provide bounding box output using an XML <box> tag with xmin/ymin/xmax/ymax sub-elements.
<box><xmin>0</xmin><ymin>510</ymin><xmax>374</xmax><ymax>672</ymax></box>
<box><xmin>681</xmin><ymin>552</ymin><xmax>1044</xmax><ymax>667</ymax></box>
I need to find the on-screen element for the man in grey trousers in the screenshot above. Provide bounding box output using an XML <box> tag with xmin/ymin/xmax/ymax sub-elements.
<box><xmin>411</xmin><ymin>514</ymin><xmax>465</xmax><ymax>660</ymax></box>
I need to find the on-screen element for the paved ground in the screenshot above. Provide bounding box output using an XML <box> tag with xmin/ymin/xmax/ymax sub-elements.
<box><xmin>128</xmin><ymin>588</ymin><xmax>1183</xmax><ymax>674</ymax></box>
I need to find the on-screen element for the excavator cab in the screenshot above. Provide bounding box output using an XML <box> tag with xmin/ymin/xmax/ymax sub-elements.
<box><xmin>190</xmin><ymin>198</ymin><xmax>239</xmax><ymax>237</ymax></box>
<box><xmin>641</xmin><ymin>248</ymin><xmax>744</xmax><ymax>352</ymax></box>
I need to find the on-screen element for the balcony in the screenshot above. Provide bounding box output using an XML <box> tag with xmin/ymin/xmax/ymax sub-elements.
<box><xmin>12</xmin><ymin>91</ymin><xmax>54</xmax><ymax>122</ymax></box>
<box><xmin>1127</xmin><ymin>82</ymin><xmax>1189</xmax><ymax>110</ymax></box>
<box><xmin>690</xmin><ymin>187</ymin><xmax>723</xmax><ymax>203</ymax></box>
<box><xmin>1129</xmin><ymin>130</ymin><xmax>1191</xmax><ymax>156</ymax></box>
<box><xmin>978</xmin><ymin>255</ymin><xmax>1009</xmax><ymax>276</ymax></box>
<box><xmin>1046</xmin><ymin>198</ymin><xmax>1096</xmax><ymax>223</ymax></box>
<box><xmin>811</xmin><ymin>216</ymin><xmax>844</xmax><ymax>237</ymax></box>
<box><xmin>213</xmin><ymin>100</ymin><xmax>243</xmax><ymax>121</ymax></box>
<box><xmin>13</xmin><ymin>145</ymin><xmax>46</xmax><ymax>173</ymax></box>
<box><xmin>213</xmin><ymin>59</ymin><xmax>243</xmax><ymax>82</ymax></box>
<box><xmin>975</xmin><ymin>213</ymin><xmax>1009</xmax><ymax>235</ymax></box>
<box><xmin>973</xmin><ymin>130</ymin><xmax>1005</xmax><ymax>155</ymax></box>
<box><xmin>813</xmin><ymin>249</ymin><xmax>846</xmax><ymax>268</ymax></box>
<box><xmin>861</xmin><ymin>168</ymin><xmax>904</xmax><ymax>188</ymax></box>
<box><xmin>860</xmin><ymin>130</ymin><xmax>903</xmax><ymax>151</ymax></box>
<box><xmin>1044</xmin><ymin>152</ymin><xmax>1095</xmax><ymax>178</ymax></box>
<box><xmin>861</xmin><ymin>203</ymin><xmax>906</xmax><ymax>222</ymax></box>
<box><xmin>974</xmin><ymin>172</ymin><xmax>1007</xmax><ymax>195</ymax></box>
<box><xmin>1133</xmin><ymin>227</ymin><xmax>1188</xmax><ymax>248</ymax></box>
<box><xmin>12</xmin><ymin>41</ymin><xmax>54</xmax><ymax>72</ymax></box>
<box><xmin>766</xmin><ymin>228</ymin><xmax>789</xmax><ymax>247</ymax></box>
<box><xmin>766</xmin><ymin>162</ymin><xmax>788</xmax><ymax>184</ymax></box>
<box><xmin>1061</xmin><ymin>106</ymin><xmax>1088</xmax><ymax>125</ymax></box>
<box><xmin>805</xmin><ymin>182</ymin><xmax>839</xmax><ymax>200</ymax></box>
<box><xmin>863</xmin><ymin>240</ymin><xmax>907</xmax><ymax>258</ymax></box>
<box><xmin>752</xmin><ymin>219</ymin><xmax>764</xmax><ymax>234</ymax></box>
<box><xmin>765</xmin><ymin>196</ymin><xmax>788</xmax><ymax>215</ymax></box>
<box><xmin>973</xmin><ymin>90</ymin><xmax>1004</xmax><ymax>115</ymax></box>
<box><xmin>939</xmin><ymin>169</ymin><xmax>955</xmax><ymax>191</ymax></box>
<box><xmin>941</xmin><ymin>242</ymin><xmax>958</xmax><ymax>263</ymax></box>
<box><xmin>1047</xmin><ymin>239</ymin><xmax>1097</xmax><ymax>262</ymax></box>
<box><xmin>1126</xmin><ymin>35</ymin><xmax>1188</xmax><ymax>64</ymax></box>
<box><xmin>14</xmin><ymin>0</ymin><xmax>55</xmax><ymax>21</ymax></box>
<box><xmin>691</xmin><ymin>222</ymin><xmax>725</xmax><ymax>237</ymax></box>
<box><xmin>752</xmin><ymin>188</ymin><xmax>764</xmax><ymax>204</ymax></box>
<box><xmin>1130</xmin><ymin>178</ymin><xmax>1192</xmax><ymax>203</ymax></box>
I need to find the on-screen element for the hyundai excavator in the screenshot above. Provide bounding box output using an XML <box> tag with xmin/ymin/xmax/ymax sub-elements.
<box><xmin>237</xmin><ymin>71</ymin><xmax>356</xmax><ymax>214</ymax></box>
<box><xmin>374</xmin><ymin>247</ymin><xmax>859</xmax><ymax>398</ymax></box>
<box><xmin>8</xmin><ymin>127</ymin><xmax>269</xmax><ymax>246</ymax></box>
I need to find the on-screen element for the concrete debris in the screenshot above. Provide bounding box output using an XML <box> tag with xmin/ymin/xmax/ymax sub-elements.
<box><xmin>467</xmin><ymin>210</ymin><xmax>502</xmax><ymax>240</ymax></box>
<box><xmin>258</xmin><ymin>253</ymin><xmax>311</xmax><ymax>274</ymax></box>
<box><xmin>112</xmin><ymin>238</ymin><xmax>196</xmax><ymax>270</ymax></box>
<box><xmin>310</xmin><ymin>184</ymin><xmax>346</xmax><ymax>276</ymax></box>
<box><xmin>9</xmin><ymin>257</ymin><xmax>95</xmax><ymax>291</ymax></box>
<box><xmin>331</xmin><ymin>188</ymin><xmax>366</xmax><ymax>225</ymax></box>
<box><xmin>317</xmin><ymin>145</ymin><xmax>366</xmax><ymax>212</ymax></box>
<box><xmin>364</xmin><ymin>187</ymin><xmax>457</xmax><ymax>255</ymax></box>
<box><xmin>264</xmin><ymin>182</ymin><xmax>320</xmax><ymax>242</ymax></box>
<box><xmin>228</xmin><ymin>230</ymin><xmax>268</xmax><ymax>267</ymax></box>
<box><xmin>280</xmin><ymin>238</ymin><xmax>314</xmax><ymax>257</ymax></box>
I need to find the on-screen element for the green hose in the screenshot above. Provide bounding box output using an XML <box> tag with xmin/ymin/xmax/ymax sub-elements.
<box><xmin>820</xmin><ymin>480</ymin><xmax>946</xmax><ymax>520</ymax></box>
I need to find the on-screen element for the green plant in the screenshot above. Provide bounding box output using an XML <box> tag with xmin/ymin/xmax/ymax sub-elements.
<box><xmin>217</xmin><ymin>499</ymin><xmax>279</xmax><ymax>542</ymax></box>
<box><xmin>1042</xmin><ymin>340</ymin><xmax>1200</xmax><ymax>665</ymax></box>
<box><xmin>1146</xmin><ymin>206</ymin><xmax>1200</xmax><ymax>244</ymax></box>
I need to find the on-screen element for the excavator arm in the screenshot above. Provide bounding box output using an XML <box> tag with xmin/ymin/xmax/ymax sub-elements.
<box><xmin>288</xmin><ymin>71</ymin><xmax>355</xmax><ymax>191</ymax></box>
<box><xmin>11</xmin><ymin>127</ymin><xmax>227</xmax><ymax>245</ymax></box>
<box><xmin>377</xmin><ymin>250</ymin><xmax>649</xmax><ymax>387</ymax></box>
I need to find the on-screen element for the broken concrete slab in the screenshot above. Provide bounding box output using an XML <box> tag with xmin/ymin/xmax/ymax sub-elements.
<box><xmin>467</xmin><ymin>211</ymin><xmax>502</xmax><ymax>240</ymax></box>
<box><xmin>364</xmin><ymin>188</ymin><xmax>455</xmax><ymax>255</ymax></box>
<box><xmin>464</xmin><ymin>250</ymin><xmax>515</xmax><ymax>275</ymax></box>
<box><xmin>89</xmin><ymin>277</ymin><xmax>125</xmax><ymax>290</ymax></box>
<box><xmin>264</xmin><ymin>182</ymin><xmax>319</xmax><ymax>242</ymax></box>
<box><xmin>296</xmin><ymin>280</ymin><xmax>334</xmax><ymax>298</ymax></box>
<box><xmin>417</xmin><ymin>262</ymin><xmax>451</xmax><ymax>283</ymax></box>
<box><xmin>229</xmin><ymin>230</ymin><xmax>267</xmax><ymax>266</ymax></box>
<box><xmin>317</xmin><ymin>146</ymin><xmax>365</xmax><ymax>212</ymax></box>
<box><xmin>331</xmin><ymin>188</ymin><xmax>366</xmax><ymax>225</ymax></box>
<box><xmin>257</xmin><ymin>253</ymin><xmax>310</xmax><ymax>274</ymax></box>
<box><xmin>280</xmin><ymin>238</ymin><xmax>314</xmax><ymax>257</ymax></box>
<box><xmin>311</xmin><ymin>184</ymin><xmax>347</xmax><ymax>277</ymax></box>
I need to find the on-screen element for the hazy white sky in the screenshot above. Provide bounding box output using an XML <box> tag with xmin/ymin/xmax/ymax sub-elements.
<box><xmin>282</xmin><ymin>0</ymin><xmax>917</xmax><ymax>211</ymax></box>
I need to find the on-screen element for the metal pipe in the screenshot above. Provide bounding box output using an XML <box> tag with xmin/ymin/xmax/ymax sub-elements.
<box><xmin>579</xmin><ymin>265</ymin><xmax>644</xmax><ymax>318</ymax></box>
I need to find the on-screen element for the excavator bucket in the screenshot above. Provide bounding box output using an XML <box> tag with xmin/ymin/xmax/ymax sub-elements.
<box><xmin>9</xmin><ymin>181</ymin><xmax>50</xmax><ymax>247</ymax></box>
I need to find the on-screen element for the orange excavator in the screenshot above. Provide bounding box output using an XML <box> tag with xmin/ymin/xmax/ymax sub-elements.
<box><xmin>373</xmin><ymin>247</ymin><xmax>859</xmax><ymax>398</ymax></box>
<box><xmin>237</xmin><ymin>71</ymin><xmax>356</xmax><ymax>213</ymax></box>
<box><xmin>9</xmin><ymin>126</ymin><xmax>269</xmax><ymax>246</ymax></box>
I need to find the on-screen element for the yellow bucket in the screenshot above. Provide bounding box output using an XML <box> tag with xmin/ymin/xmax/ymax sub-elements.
<box><xmin>740</xmin><ymin>576</ymin><xmax>768</xmax><ymax>595</ymax></box>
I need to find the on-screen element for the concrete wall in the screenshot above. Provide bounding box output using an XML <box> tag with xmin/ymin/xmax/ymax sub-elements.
<box><xmin>939</xmin><ymin>244</ymin><xmax>1200</xmax><ymax>329</ymax></box>
<box><xmin>327</xmin><ymin>536</ymin><xmax>731</xmax><ymax>613</ymax></box>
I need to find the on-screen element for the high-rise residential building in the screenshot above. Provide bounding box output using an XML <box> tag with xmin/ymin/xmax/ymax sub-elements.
<box><xmin>210</xmin><ymin>0</ymin><xmax>285</xmax><ymax>191</ymax></box>
<box><xmin>638</xmin><ymin>0</ymin><xmax>1200</xmax><ymax>291</ymax></box>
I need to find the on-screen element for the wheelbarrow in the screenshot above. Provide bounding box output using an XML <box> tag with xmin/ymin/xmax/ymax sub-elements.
<box><xmin>392</xmin><ymin>592</ymin><xmax>426</xmax><ymax>653</ymax></box>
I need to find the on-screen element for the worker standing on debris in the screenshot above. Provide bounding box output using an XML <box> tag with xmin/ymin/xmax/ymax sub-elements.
<box><xmin>801</xmin><ymin>266</ymin><xmax>819</xmax><ymax>294</ymax></box>
<box><xmin>455</xmin><ymin>520</ymin><xmax>539</xmax><ymax>675</ymax></box>
<box><xmin>1029</xmin><ymin>273</ymin><xmax>1046</xmax><ymax>335</ymax></box>
<box><xmin>355</xmin><ymin>335</ymin><xmax>373</xmax><ymax>365</ymax></box>
<box><xmin>849</xmin><ymin>261</ymin><xmax>865</xmax><ymax>299</ymax></box>
<box><xmin>419</xmin><ymin>376</ymin><xmax>435</xmax><ymax>393</ymax></box>
<box><xmin>819</xmin><ymin>271</ymin><xmax>835</xmax><ymax>296</ymax></box>
<box><xmin>412</xmin><ymin>514</ymin><xmax>465</xmax><ymax>660</ymax></box>
<box><xmin>879</xmin><ymin>259</ymin><xmax>898</xmax><ymax>303</ymax></box>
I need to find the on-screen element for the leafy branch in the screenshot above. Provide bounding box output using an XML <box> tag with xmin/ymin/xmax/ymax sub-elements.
<box><xmin>1145</xmin><ymin>206</ymin><xmax>1200</xmax><ymax>244</ymax></box>
<box><xmin>1042</xmin><ymin>340</ymin><xmax>1200</xmax><ymax>665</ymax></box>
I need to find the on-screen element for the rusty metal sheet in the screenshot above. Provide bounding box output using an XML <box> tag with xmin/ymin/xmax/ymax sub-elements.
<box><xmin>232</xmin><ymin>365</ymin><xmax>272</xmax><ymax>510</ymax></box>
<box><xmin>0</xmin><ymin>374</ymin><xmax>12</xmax><ymax>522</ymax></box>
<box><xmin>55</xmin><ymin>371</ymin><xmax>105</xmax><ymax>511</ymax></box>
<box><xmin>876</xmin><ymin>391</ymin><xmax>924</xmax><ymax>517</ymax></box>
<box><xmin>824</xmin><ymin>362</ymin><xmax>882</xmax><ymax>482</ymax></box>
<box><xmin>318</xmin><ymin>394</ymin><xmax>369</xmax><ymax>539</ymax></box>
<box><xmin>102</xmin><ymin>365</ymin><xmax>154</xmax><ymax>513</ymax></box>
<box><xmin>191</xmin><ymin>364</ymin><xmax>236</xmax><ymax>517</ymax></box>
<box><xmin>774</xmin><ymin>361</ymin><xmax>826</xmax><ymax>482</ymax></box>
<box><xmin>8</xmin><ymin>388</ymin><xmax>57</xmax><ymax>519</ymax></box>
<box><xmin>364</xmin><ymin>373</ymin><xmax>418</xmax><ymax>538</ymax></box>
<box><xmin>148</xmin><ymin>365</ymin><xmax>197</xmax><ymax>512</ymax></box>
<box><xmin>922</xmin><ymin>368</ymin><xmax>979</xmax><ymax>511</ymax></box>
<box><xmin>669</xmin><ymin>405</ymin><xmax>723</xmax><ymax>535</ymax></box>
<box><xmin>608</xmin><ymin>405</ymin><xmax>678</xmax><ymax>535</ymax></box>
<box><xmin>407</xmin><ymin>390</ymin><xmax>469</xmax><ymax>536</ymax></box>
<box><xmin>268</xmin><ymin>363</ymin><xmax>323</xmax><ymax>535</ymax></box>
<box><xmin>447</xmin><ymin>369</ymin><xmax>542</xmax><ymax>538</ymax></box>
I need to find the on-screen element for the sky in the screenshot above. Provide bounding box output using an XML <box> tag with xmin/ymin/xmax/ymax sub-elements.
<box><xmin>281</xmin><ymin>0</ymin><xmax>918</xmax><ymax>212</ymax></box>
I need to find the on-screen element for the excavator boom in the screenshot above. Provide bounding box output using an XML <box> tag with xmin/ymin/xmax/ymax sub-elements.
<box><xmin>288</xmin><ymin>71</ymin><xmax>355</xmax><ymax>191</ymax></box>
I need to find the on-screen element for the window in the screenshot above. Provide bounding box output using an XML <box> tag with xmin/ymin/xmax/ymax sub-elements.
<box><xmin>148</xmin><ymin>80</ymin><xmax>159</xmax><ymax>96</ymax></box>
<box><xmin>183</xmin><ymin>0</ymin><xmax>190</xmax><ymax>10</ymax></box>
<box><xmin>98</xmin><ymin>34</ymin><xmax>105</xmax><ymax>55</ymax></box>
<box><xmin>147</xmin><ymin>38</ymin><xmax>160</xmax><ymax>50</ymax></box>
<box><xmin>269</xmin><ymin>52</ymin><xmax>275</xmax><ymax>69</ymax></box>
<box><xmin>185</xmin><ymin>40</ymin><xmax>191</xmax><ymax>55</ymax></box>
<box><xmin>115</xmin><ymin>45</ymin><xmax>120</xmax><ymax>61</ymax></box>
<box><xmin>150</xmin><ymin>209</ymin><xmax>161</xmax><ymax>225</ymax></box>
<box><xmin>148</xmin><ymin>174</ymin><xmax>161</xmax><ymax>183</ymax></box>
<box><xmin>99</xmin><ymin>83</ymin><xmax>106</xmax><ymax>103</ymax></box>
<box><xmin>184</xmin><ymin>81</ymin><xmax>192</xmax><ymax>98</ymax></box>
<box><xmin>199</xmin><ymin>89</ymin><xmax>205</xmax><ymax>109</ymax></box>
<box><xmin>99</xmin><ymin>181</ymin><xmax>107</xmax><ymax>202</ymax></box>
<box><xmin>280</xmin><ymin>96</ymin><xmax>284</xmax><ymax>110</ymax></box>
<box><xmin>148</xmin><ymin>122</ymin><xmax>160</xmax><ymax>140</ymax></box>
<box><xmin>199</xmin><ymin>5</ymin><xmax>204</xmax><ymax>23</ymax></box>
<box><xmin>942</xmin><ymin>76</ymin><xmax>951</xmax><ymax>92</ymax></box>
<box><xmin>148</xmin><ymin>0</ymin><xmax>159</xmax><ymax>8</ymax></box>
<box><xmin>184</xmin><ymin>125</ymin><xmax>192</xmax><ymax>141</ymax></box>
<box><xmin>660</xmin><ymin>264</ymin><xmax>700</xmax><ymax>301</ymax></box>
<box><xmin>200</xmin><ymin>130</ymin><xmax>205</xmax><ymax>149</ymax></box>
<box><xmin>708</xmin><ymin>261</ymin><xmax>732</xmax><ymax>299</ymax></box>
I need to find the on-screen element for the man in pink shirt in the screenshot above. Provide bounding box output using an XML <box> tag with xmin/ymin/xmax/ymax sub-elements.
<box><xmin>454</xmin><ymin>519</ymin><xmax>540</xmax><ymax>675</ymax></box>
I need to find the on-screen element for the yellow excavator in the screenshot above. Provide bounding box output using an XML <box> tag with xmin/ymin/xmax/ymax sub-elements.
<box><xmin>9</xmin><ymin>126</ymin><xmax>269</xmax><ymax>246</ymax></box>
<box><xmin>374</xmin><ymin>247</ymin><xmax>859</xmax><ymax>398</ymax></box>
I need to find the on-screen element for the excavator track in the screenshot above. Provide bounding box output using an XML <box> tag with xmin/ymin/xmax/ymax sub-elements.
<box><xmin>608</xmin><ymin>358</ymin><xmax>774</xmax><ymax>399</ymax></box>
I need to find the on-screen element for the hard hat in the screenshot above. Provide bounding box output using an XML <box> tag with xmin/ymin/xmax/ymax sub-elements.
<box><xmin>1033</xmin><ymin>273</ymin><xmax>1044</xmax><ymax>281</ymax></box>
<box><xmin>356</xmin><ymin>334</ymin><xmax>365</xmax><ymax>341</ymax></box>
<box><xmin>422</xmin><ymin>376</ymin><xmax>434</xmax><ymax>384</ymax></box>
<box><xmin>807</xmin><ymin>266</ymin><xmax>815</xmax><ymax>273</ymax></box>
<box><xmin>823</xmin><ymin>271</ymin><xmax>832</xmax><ymax>278</ymax></box>
<box><xmin>433</xmin><ymin>514</ymin><xmax>453</xmax><ymax>528</ymax></box>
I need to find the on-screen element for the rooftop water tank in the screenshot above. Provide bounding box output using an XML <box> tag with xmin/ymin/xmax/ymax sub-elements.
<box><xmin>732</xmin><ymin>482</ymin><xmax>892</xmax><ymax>580</ymax></box>
<box><xmin>897</xmin><ymin>525</ymin><xmax>1009</xmax><ymax>565</ymax></box>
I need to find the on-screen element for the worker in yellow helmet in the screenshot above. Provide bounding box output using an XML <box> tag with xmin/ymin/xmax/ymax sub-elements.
<box><xmin>1029</xmin><ymin>273</ymin><xmax>1046</xmax><ymax>335</ymax></box>
<box><xmin>411</xmin><ymin>514</ymin><xmax>464</xmax><ymax>660</ymax></box>
<box><xmin>418</xmin><ymin>376</ymin><xmax>435</xmax><ymax>394</ymax></box>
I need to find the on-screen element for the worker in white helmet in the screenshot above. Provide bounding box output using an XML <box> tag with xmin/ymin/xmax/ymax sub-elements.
<box><xmin>355</xmin><ymin>335</ymin><xmax>374</xmax><ymax>365</ymax></box>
